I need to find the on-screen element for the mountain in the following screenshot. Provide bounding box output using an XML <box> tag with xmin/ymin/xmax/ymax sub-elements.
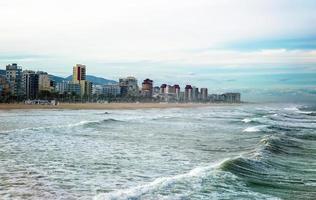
<box><xmin>51</xmin><ymin>75</ymin><xmax>117</xmax><ymax>85</ymax></box>
<box><xmin>49</xmin><ymin>75</ymin><xmax>66</xmax><ymax>83</ymax></box>
<box><xmin>1</xmin><ymin>68</ymin><xmax>117</xmax><ymax>85</ymax></box>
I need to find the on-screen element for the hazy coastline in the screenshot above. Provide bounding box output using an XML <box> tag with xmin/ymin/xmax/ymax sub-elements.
<box><xmin>0</xmin><ymin>102</ymin><xmax>241</xmax><ymax>110</ymax></box>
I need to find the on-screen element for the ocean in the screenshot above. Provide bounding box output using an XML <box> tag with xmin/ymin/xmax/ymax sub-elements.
<box><xmin>0</xmin><ymin>103</ymin><xmax>315</xmax><ymax>200</ymax></box>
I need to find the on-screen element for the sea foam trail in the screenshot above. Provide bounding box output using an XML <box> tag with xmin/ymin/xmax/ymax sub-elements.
<box><xmin>243</xmin><ymin>125</ymin><xmax>267</xmax><ymax>133</ymax></box>
<box><xmin>94</xmin><ymin>159</ymin><xmax>229</xmax><ymax>200</ymax></box>
<box><xmin>0</xmin><ymin>118</ymin><xmax>122</xmax><ymax>134</ymax></box>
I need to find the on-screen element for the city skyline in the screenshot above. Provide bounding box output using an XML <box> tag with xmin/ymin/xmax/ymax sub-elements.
<box><xmin>0</xmin><ymin>0</ymin><xmax>316</xmax><ymax>101</ymax></box>
<box><xmin>1</xmin><ymin>62</ymin><xmax>241</xmax><ymax>103</ymax></box>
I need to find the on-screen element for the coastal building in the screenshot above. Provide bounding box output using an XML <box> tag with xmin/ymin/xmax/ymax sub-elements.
<box><xmin>200</xmin><ymin>88</ymin><xmax>208</xmax><ymax>101</ymax></box>
<box><xmin>0</xmin><ymin>75</ymin><xmax>10</xmax><ymax>96</ymax></box>
<box><xmin>73</xmin><ymin>64</ymin><xmax>86</xmax><ymax>83</ymax></box>
<box><xmin>153</xmin><ymin>86</ymin><xmax>160</xmax><ymax>95</ymax></box>
<box><xmin>160</xmin><ymin>84</ymin><xmax>167</xmax><ymax>94</ymax></box>
<box><xmin>184</xmin><ymin>85</ymin><xmax>193</xmax><ymax>102</ymax></box>
<box><xmin>179</xmin><ymin>91</ymin><xmax>185</xmax><ymax>102</ymax></box>
<box><xmin>85</xmin><ymin>81</ymin><xmax>93</xmax><ymax>97</ymax></box>
<box><xmin>72</xmin><ymin>64</ymin><xmax>92</xmax><ymax>97</ymax></box>
<box><xmin>22</xmin><ymin>70</ymin><xmax>39</xmax><ymax>99</ymax></box>
<box><xmin>162</xmin><ymin>84</ymin><xmax>181</xmax><ymax>102</ymax></box>
<box><xmin>166</xmin><ymin>85</ymin><xmax>175</xmax><ymax>94</ymax></box>
<box><xmin>6</xmin><ymin>63</ymin><xmax>23</xmax><ymax>96</ymax></box>
<box><xmin>92</xmin><ymin>85</ymin><xmax>103</xmax><ymax>95</ymax></box>
<box><xmin>103</xmin><ymin>84</ymin><xmax>120</xmax><ymax>97</ymax></box>
<box><xmin>37</xmin><ymin>71</ymin><xmax>51</xmax><ymax>92</ymax></box>
<box><xmin>56</xmin><ymin>81</ymin><xmax>69</xmax><ymax>94</ymax></box>
<box><xmin>67</xmin><ymin>83</ymin><xmax>81</xmax><ymax>96</ymax></box>
<box><xmin>119</xmin><ymin>76</ymin><xmax>139</xmax><ymax>97</ymax></box>
<box><xmin>223</xmin><ymin>93</ymin><xmax>241</xmax><ymax>103</ymax></box>
<box><xmin>50</xmin><ymin>79</ymin><xmax>56</xmax><ymax>92</ymax></box>
<box><xmin>141</xmin><ymin>79</ymin><xmax>153</xmax><ymax>97</ymax></box>
<box><xmin>174</xmin><ymin>84</ymin><xmax>180</xmax><ymax>100</ymax></box>
<box><xmin>210</xmin><ymin>94</ymin><xmax>224</xmax><ymax>102</ymax></box>
<box><xmin>192</xmin><ymin>86</ymin><xmax>199</xmax><ymax>101</ymax></box>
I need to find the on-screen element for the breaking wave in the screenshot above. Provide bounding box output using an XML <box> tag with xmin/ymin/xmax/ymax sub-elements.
<box><xmin>243</xmin><ymin>125</ymin><xmax>268</xmax><ymax>133</ymax></box>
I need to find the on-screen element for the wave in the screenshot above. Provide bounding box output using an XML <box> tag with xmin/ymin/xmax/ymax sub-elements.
<box><xmin>0</xmin><ymin>118</ymin><xmax>122</xmax><ymax>134</ymax></box>
<box><xmin>94</xmin><ymin>160</ymin><xmax>228</xmax><ymax>200</ymax></box>
<box><xmin>83</xmin><ymin>119</ymin><xmax>122</xmax><ymax>127</ymax></box>
<box><xmin>219</xmin><ymin>134</ymin><xmax>316</xmax><ymax>199</ymax></box>
<box><xmin>243</xmin><ymin>125</ymin><xmax>268</xmax><ymax>133</ymax></box>
<box><xmin>306</xmin><ymin>112</ymin><xmax>316</xmax><ymax>116</ymax></box>
<box><xmin>285</xmin><ymin>105</ymin><xmax>316</xmax><ymax>116</ymax></box>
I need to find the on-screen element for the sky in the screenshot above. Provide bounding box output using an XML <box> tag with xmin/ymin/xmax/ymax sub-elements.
<box><xmin>0</xmin><ymin>0</ymin><xmax>316</xmax><ymax>101</ymax></box>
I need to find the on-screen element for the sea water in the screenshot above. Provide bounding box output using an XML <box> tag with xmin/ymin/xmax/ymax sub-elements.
<box><xmin>0</xmin><ymin>103</ymin><xmax>315</xmax><ymax>199</ymax></box>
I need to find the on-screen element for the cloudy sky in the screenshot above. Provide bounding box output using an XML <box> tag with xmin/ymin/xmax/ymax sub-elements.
<box><xmin>1</xmin><ymin>0</ymin><xmax>316</xmax><ymax>101</ymax></box>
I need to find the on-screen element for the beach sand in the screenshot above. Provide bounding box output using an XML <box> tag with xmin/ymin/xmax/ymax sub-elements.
<box><xmin>0</xmin><ymin>103</ymin><xmax>228</xmax><ymax>110</ymax></box>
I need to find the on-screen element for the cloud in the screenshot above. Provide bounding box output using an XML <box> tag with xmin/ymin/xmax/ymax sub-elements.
<box><xmin>0</xmin><ymin>0</ymin><xmax>315</xmax><ymax>59</ymax></box>
<box><xmin>223</xmin><ymin>37</ymin><xmax>316</xmax><ymax>51</ymax></box>
<box><xmin>0</xmin><ymin>0</ymin><xmax>316</xmax><ymax>101</ymax></box>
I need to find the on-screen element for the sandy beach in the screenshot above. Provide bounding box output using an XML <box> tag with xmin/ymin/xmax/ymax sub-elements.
<box><xmin>0</xmin><ymin>103</ymin><xmax>227</xmax><ymax>110</ymax></box>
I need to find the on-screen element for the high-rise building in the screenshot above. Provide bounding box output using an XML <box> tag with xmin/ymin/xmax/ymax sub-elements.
<box><xmin>174</xmin><ymin>84</ymin><xmax>180</xmax><ymax>100</ymax></box>
<box><xmin>73</xmin><ymin>64</ymin><xmax>86</xmax><ymax>83</ymax></box>
<box><xmin>200</xmin><ymin>88</ymin><xmax>208</xmax><ymax>101</ymax></box>
<box><xmin>72</xmin><ymin>64</ymin><xmax>92</xmax><ymax>97</ymax></box>
<box><xmin>37</xmin><ymin>71</ymin><xmax>51</xmax><ymax>92</ymax></box>
<box><xmin>22</xmin><ymin>70</ymin><xmax>39</xmax><ymax>99</ymax></box>
<box><xmin>223</xmin><ymin>93</ymin><xmax>241</xmax><ymax>103</ymax></box>
<box><xmin>103</xmin><ymin>84</ymin><xmax>120</xmax><ymax>97</ymax></box>
<box><xmin>0</xmin><ymin>75</ymin><xmax>10</xmax><ymax>97</ymax></box>
<box><xmin>184</xmin><ymin>85</ymin><xmax>193</xmax><ymax>102</ymax></box>
<box><xmin>6</xmin><ymin>63</ymin><xmax>22</xmax><ymax>96</ymax></box>
<box><xmin>153</xmin><ymin>86</ymin><xmax>160</xmax><ymax>95</ymax></box>
<box><xmin>166</xmin><ymin>85</ymin><xmax>175</xmax><ymax>94</ymax></box>
<box><xmin>141</xmin><ymin>79</ymin><xmax>153</xmax><ymax>97</ymax></box>
<box><xmin>119</xmin><ymin>76</ymin><xmax>139</xmax><ymax>97</ymax></box>
<box><xmin>67</xmin><ymin>83</ymin><xmax>81</xmax><ymax>96</ymax></box>
<box><xmin>160</xmin><ymin>84</ymin><xmax>167</xmax><ymax>94</ymax></box>
<box><xmin>56</xmin><ymin>81</ymin><xmax>69</xmax><ymax>94</ymax></box>
<box><xmin>192</xmin><ymin>86</ymin><xmax>199</xmax><ymax>101</ymax></box>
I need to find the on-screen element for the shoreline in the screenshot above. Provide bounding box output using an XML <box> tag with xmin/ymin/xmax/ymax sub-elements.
<box><xmin>0</xmin><ymin>102</ymin><xmax>242</xmax><ymax>110</ymax></box>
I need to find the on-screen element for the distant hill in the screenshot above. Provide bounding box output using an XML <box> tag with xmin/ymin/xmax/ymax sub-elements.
<box><xmin>65</xmin><ymin>75</ymin><xmax>117</xmax><ymax>85</ymax></box>
<box><xmin>49</xmin><ymin>75</ymin><xmax>66</xmax><ymax>83</ymax></box>
<box><xmin>0</xmin><ymin>68</ymin><xmax>117</xmax><ymax>85</ymax></box>
<box><xmin>52</xmin><ymin>75</ymin><xmax>117</xmax><ymax>85</ymax></box>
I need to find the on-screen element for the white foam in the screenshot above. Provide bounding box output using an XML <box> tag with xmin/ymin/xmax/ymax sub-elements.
<box><xmin>284</xmin><ymin>106</ymin><xmax>312</xmax><ymax>114</ymax></box>
<box><xmin>284</xmin><ymin>106</ymin><xmax>299</xmax><ymax>111</ymax></box>
<box><xmin>243</xmin><ymin>125</ymin><xmax>266</xmax><ymax>133</ymax></box>
<box><xmin>94</xmin><ymin>159</ymin><xmax>229</xmax><ymax>200</ymax></box>
<box><xmin>0</xmin><ymin>120</ymin><xmax>99</xmax><ymax>134</ymax></box>
<box><xmin>242</xmin><ymin>118</ymin><xmax>252</xmax><ymax>123</ymax></box>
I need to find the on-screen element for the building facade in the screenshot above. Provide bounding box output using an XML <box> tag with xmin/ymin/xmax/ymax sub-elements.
<box><xmin>0</xmin><ymin>75</ymin><xmax>10</xmax><ymax>97</ymax></box>
<box><xmin>103</xmin><ymin>84</ymin><xmax>120</xmax><ymax>97</ymax></box>
<box><xmin>200</xmin><ymin>88</ymin><xmax>208</xmax><ymax>101</ymax></box>
<box><xmin>37</xmin><ymin>71</ymin><xmax>51</xmax><ymax>92</ymax></box>
<box><xmin>72</xmin><ymin>64</ymin><xmax>92</xmax><ymax>97</ymax></box>
<box><xmin>67</xmin><ymin>83</ymin><xmax>81</xmax><ymax>96</ymax></box>
<box><xmin>184</xmin><ymin>85</ymin><xmax>193</xmax><ymax>102</ymax></box>
<box><xmin>192</xmin><ymin>86</ymin><xmax>199</xmax><ymax>101</ymax></box>
<box><xmin>141</xmin><ymin>79</ymin><xmax>153</xmax><ymax>98</ymax></box>
<box><xmin>56</xmin><ymin>81</ymin><xmax>69</xmax><ymax>94</ymax></box>
<box><xmin>6</xmin><ymin>63</ymin><xmax>23</xmax><ymax>96</ymax></box>
<box><xmin>73</xmin><ymin>64</ymin><xmax>86</xmax><ymax>83</ymax></box>
<box><xmin>223</xmin><ymin>93</ymin><xmax>241</xmax><ymax>103</ymax></box>
<box><xmin>119</xmin><ymin>76</ymin><xmax>139</xmax><ymax>97</ymax></box>
<box><xmin>22</xmin><ymin>70</ymin><xmax>39</xmax><ymax>99</ymax></box>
